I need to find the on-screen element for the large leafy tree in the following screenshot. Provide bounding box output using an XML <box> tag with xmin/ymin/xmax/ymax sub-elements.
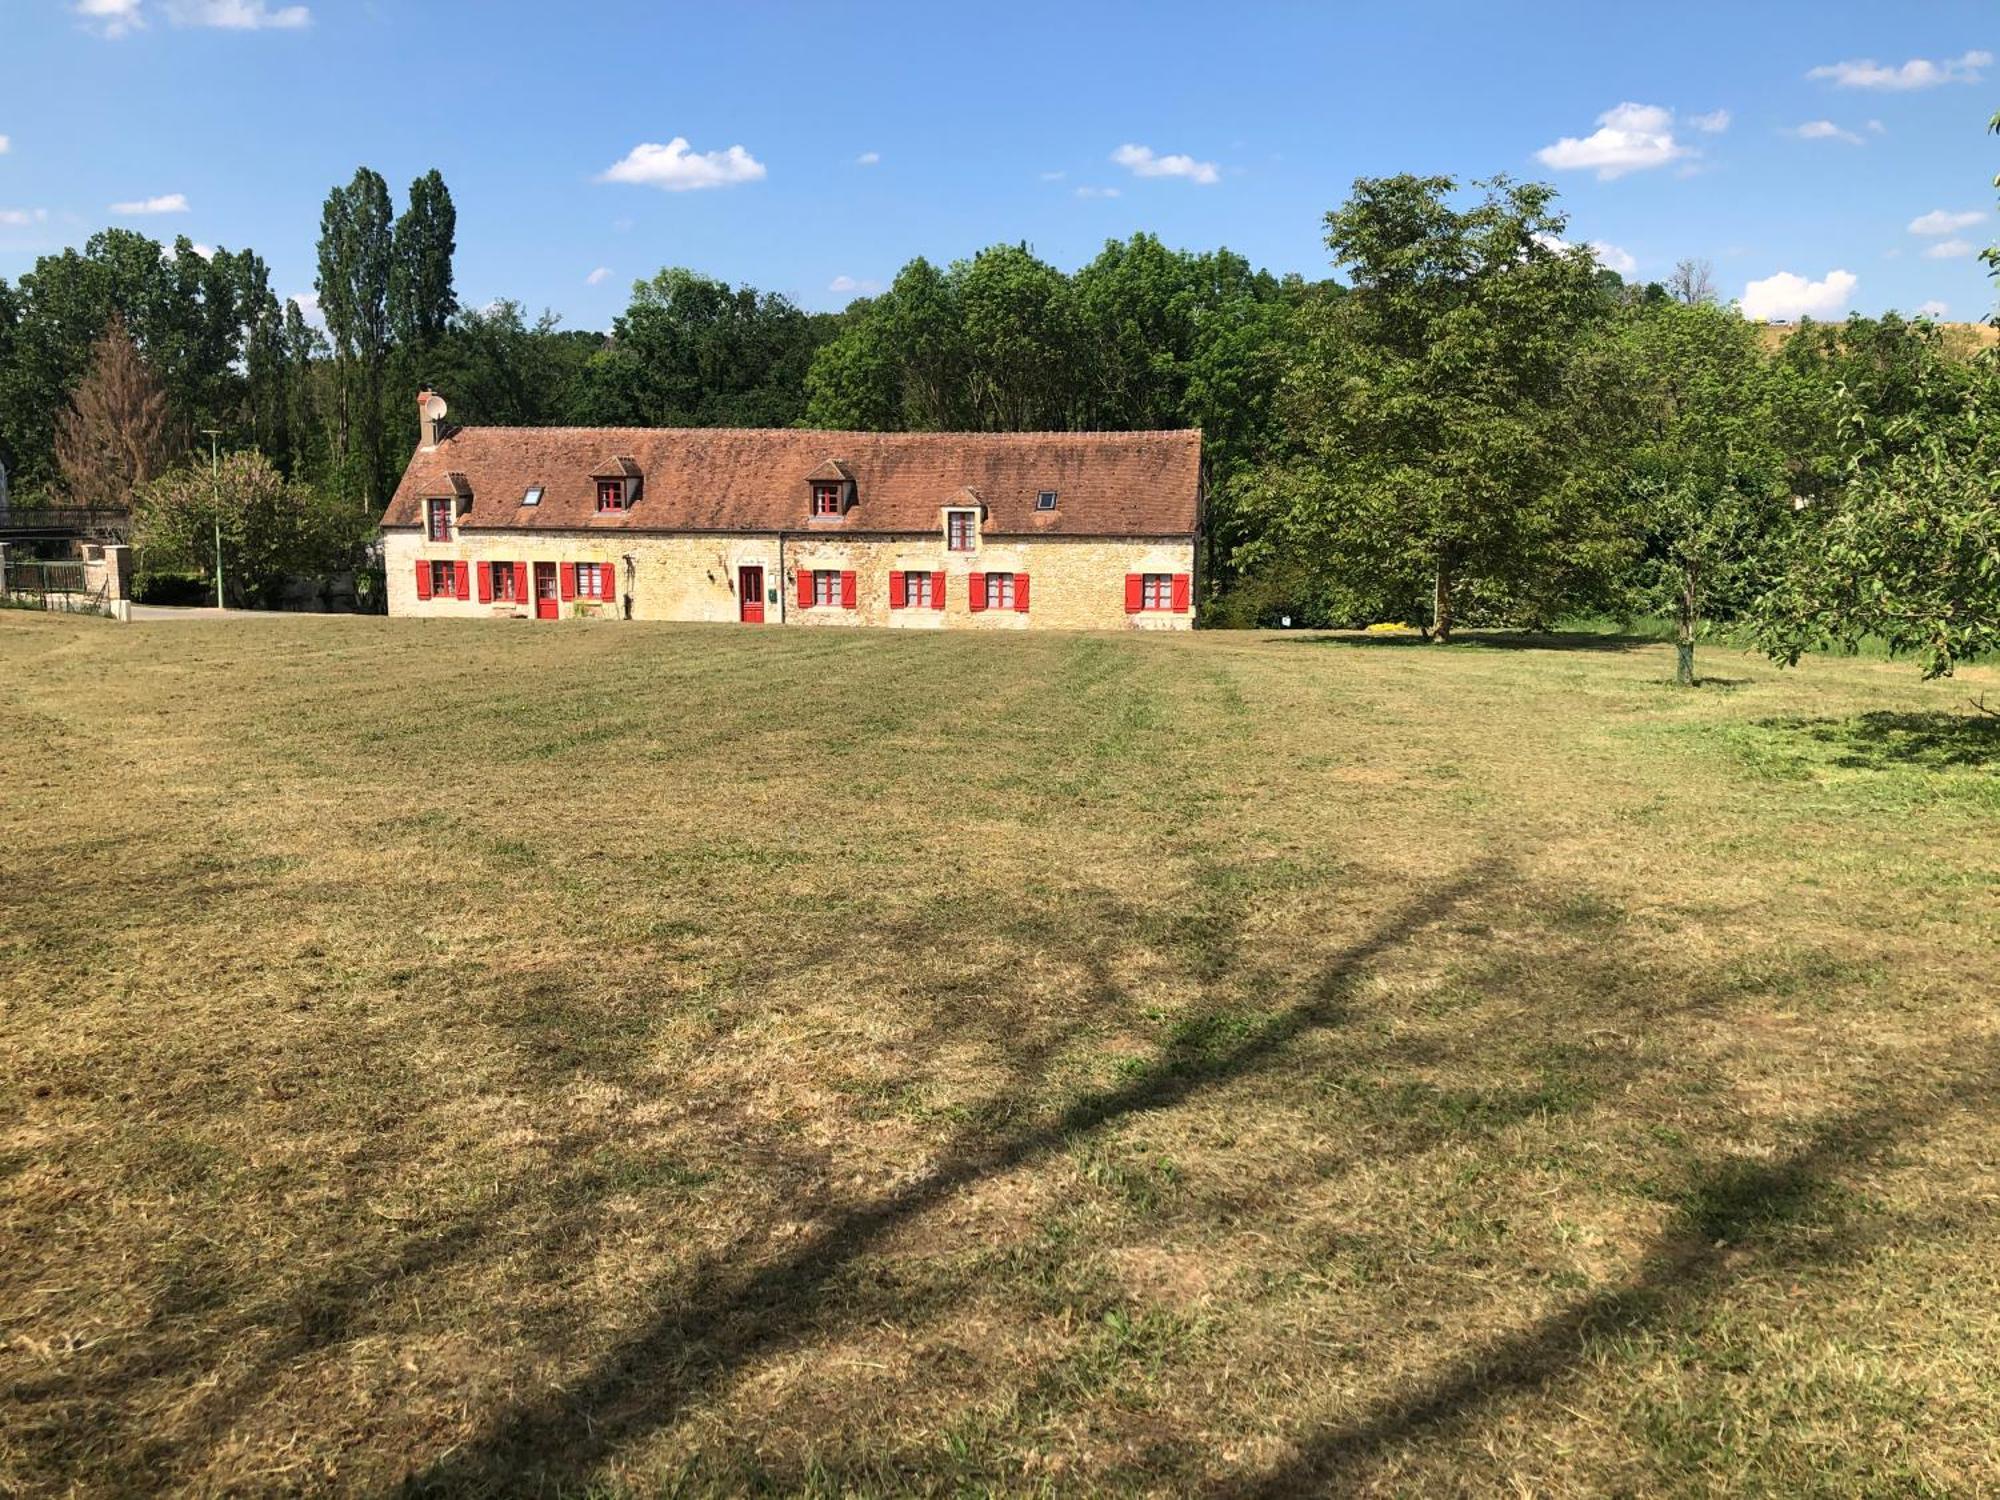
<box><xmin>573</xmin><ymin>267</ymin><xmax>825</xmax><ymax>427</ymax></box>
<box><xmin>1244</xmin><ymin>175</ymin><xmax>1615</xmax><ymax>638</ymax></box>
<box><xmin>1754</xmin><ymin>112</ymin><xmax>2000</xmax><ymax>682</ymax></box>
<box><xmin>1606</xmin><ymin>301</ymin><xmax>1789</xmax><ymax>684</ymax></box>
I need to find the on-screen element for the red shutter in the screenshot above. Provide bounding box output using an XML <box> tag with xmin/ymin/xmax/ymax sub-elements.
<box><xmin>889</xmin><ymin>572</ymin><xmax>907</xmax><ymax>609</ymax></box>
<box><xmin>513</xmin><ymin>561</ymin><xmax>528</xmax><ymax>601</ymax></box>
<box><xmin>798</xmin><ymin>569</ymin><xmax>813</xmax><ymax>608</ymax></box>
<box><xmin>931</xmin><ymin>570</ymin><xmax>945</xmax><ymax>609</ymax></box>
<box><xmin>840</xmin><ymin>570</ymin><xmax>857</xmax><ymax>608</ymax></box>
<box><xmin>1125</xmin><ymin>574</ymin><xmax>1144</xmax><ymax>614</ymax></box>
<box><xmin>415</xmin><ymin>560</ymin><xmax>432</xmax><ymax>600</ymax></box>
<box><xmin>1015</xmin><ymin>573</ymin><xmax>1031</xmax><ymax>613</ymax></box>
<box><xmin>1172</xmin><ymin>573</ymin><xmax>1191</xmax><ymax>614</ymax></box>
<box><xmin>454</xmin><ymin>562</ymin><xmax>469</xmax><ymax>600</ymax></box>
<box><xmin>968</xmin><ymin>571</ymin><xmax>986</xmax><ymax>612</ymax></box>
<box><xmin>560</xmin><ymin>562</ymin><xmax>576</xmax><ymax>600</ymax></box>
<box><xmin>476</xmin><ymin>561</ymin><xmax>493</xmax><ymax>603</ymax></box>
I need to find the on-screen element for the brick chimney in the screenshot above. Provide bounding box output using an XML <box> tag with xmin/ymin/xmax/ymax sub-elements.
<box><xmin>418</xmin><ymin>390</ymin><xmax>448</xmax><ymax>450</ymax></box>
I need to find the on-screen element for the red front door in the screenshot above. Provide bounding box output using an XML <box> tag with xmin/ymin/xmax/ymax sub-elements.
<box><xmin>739</xmin><ymin>566</ymin><xmax>765</xmax><ymax>623</ymax></box>
<box><xmin>534</xmin><ymin>562</ymin><xmax>559</xmax><ymax>620</ymax></box>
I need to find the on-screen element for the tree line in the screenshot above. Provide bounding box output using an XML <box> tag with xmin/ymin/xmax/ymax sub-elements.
<box><xmin>0</xmin><ymin>145</ymin><xmax>1991</xmax><ymax>675</ymax></box>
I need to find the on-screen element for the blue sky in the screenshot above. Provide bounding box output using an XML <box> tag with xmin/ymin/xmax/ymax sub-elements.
<box><xmin>2</xmin><ymin>0</ymin><xmax>1996</xmax><ymax>327</ymax></box>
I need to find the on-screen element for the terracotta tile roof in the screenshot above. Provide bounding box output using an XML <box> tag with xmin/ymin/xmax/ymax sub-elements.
<box><xmin>382</xmin><ymin>426</ymin><xmax>1201</xmax><ymax>538</ymax></box>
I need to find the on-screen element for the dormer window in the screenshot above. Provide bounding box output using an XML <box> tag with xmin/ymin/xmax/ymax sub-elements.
<box><xmin>811</xmin><ymin>482</ymin><xmax>843</xmax><ymax>517</ymax></box>
<box><xmin>596</xmin><ymin>479</ymin><xmax>626</xmax><ymax>513</ymax></box>
<box><xmin>426</xmin><ymin>498</ymin><xmax>452</xmax><ymax>542</ymax></box>
<box><xmin>946</xmin><ymin>509</ymin><xmax>977</xmax><ymax>552</ymax></box>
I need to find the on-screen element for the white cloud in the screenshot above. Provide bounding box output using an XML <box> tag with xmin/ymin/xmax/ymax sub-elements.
<box><xmin>0</xmin><ymin>136</ymin><xmax>10</xmax><ymax>155</ymax></box>
<box><xmin>598</xmin><ymin>138</ymin><xmax>766</xmax><ymax>191</ymax></box>
<box><xmin>855</xmin><ymin>151</ymin><xmax>880</xmax><ymax>166</ymax></box>
<box><xmin>1075</xmin><ymin>185</ymin><xmax>1122</xmax><ymax>199</ymax></box>
<box><xmin>288</xmin><ymin>292</ymin><xmax>322</xmax><ymax>326</ymax></box>
<box><xmin>1923</xmin><ymin>238</ymin><xmax>1975</xmax><ymax>260</ymax></box>
<box><xmin>1741</xmin><ymin>268</ymin><xmax>1858</xmax><ymax>322</ymax></box>
<box><xmin>111</xmin><ymin>193</ymin><xmax>189</xmax><ymax>214</ymax></box>
<box><xmin>1536</xmin><ymin>233</ymin><xmax>1637</xmax><ymax>276</ymax></box>
<box><xmin>1589</xmin><ymin>241</ymin><xmax>1638</xmax><ymax>276</ymax></box>
<box><xmin>1535</xmin><ymin>102</ymin><xmax>1693</xmax><ymax>179</ymax></box>
<box><xmin>1867</xmin><ymin>119</ymin><xmax>1886</xmax><ymax>134</ymax></box>
<box><xmin>828</xmin><ymin>275</ymin><xmax>882</xmax><ymax>295</ymax></box>
<box><xmin>0</xmin><ymin>208</ymin><xmax>51</xmax><ymax>227</ymax></box>
<box><xmin>75</xmin><ymin>0</ymin><xmax>144</xmax><ymax>37</ymax></box>
<box><xmin>1790</xmin><ymin>120</ymin><xmax>1864</xmax><ymax>145</ymax></box>
<box><xmin>1918</xmin><ymin>300</ymin><xmax>1949</xmax><ymax>319</ymax></box>
<box><xmin>584</xmin><ymin>266</ymin><xmax>611</xmax><ymax>286</ymax></box>
<box><xmin>1908</xmin><ymin>208</ymin><xmax>1985</xmax><ymax>236</ymax></box>
<box><xmin>1688</xmin><ymin>109</ymin><xmax>1731</xmax><ymax>133</ymax></box>
<box><xmin>1039</xmin><ymin>170</ymin><xmax>1067</xmax><ymax>181</ymax></box>
<box><xmin>1808</xmin><ymin>50</ymin><xmax>1990</xmax><ymax>90</ymax></box>
<box><xmin>159</xmin><ymin>240</ymin><xmax>214</xmax><ymax>260</ymax></box>
<box><xmin>1110</xmin><ymin>143</ymin><xmax>1219</xmax><ymax>185</ymax></box>
<box><xmin>166</xmin><ymin>0</ymin><xmax>309</xmax><ymax>26</ymax></box>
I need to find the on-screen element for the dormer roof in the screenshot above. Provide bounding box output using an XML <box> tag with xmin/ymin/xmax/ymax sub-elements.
<box><xmin>382</xmin><ymin>428</ymin><xmax>1201</xmax><ymax>538</ymax></box>
<box><xmin>805</xmin><ymin>458</ymin><xmax>855</xmax><ymax>484</ymax></box>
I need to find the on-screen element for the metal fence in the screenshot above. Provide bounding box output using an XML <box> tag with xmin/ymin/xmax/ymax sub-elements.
<box><xmin>1</xmin><ymin>559</ymin><xmax>107</xmax><ymax>614</ymax></box>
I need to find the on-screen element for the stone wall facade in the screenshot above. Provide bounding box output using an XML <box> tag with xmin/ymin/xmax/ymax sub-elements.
<box><xmin>382</xmin><ymin>527</ymin><xmax>1197</xmax><ymax>631</ymax></box>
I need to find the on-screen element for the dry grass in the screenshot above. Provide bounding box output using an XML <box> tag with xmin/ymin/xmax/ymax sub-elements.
<box><xmin>2</xmin><ymin>613</ymin><xmax>1996</xmax><ymax>1497</ymax></box>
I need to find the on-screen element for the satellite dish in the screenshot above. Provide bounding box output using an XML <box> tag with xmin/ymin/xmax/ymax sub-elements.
<box><xmin>420</xmin><ymin>393</ymin><xmax>448</xmax><ymax>424</ymax></box>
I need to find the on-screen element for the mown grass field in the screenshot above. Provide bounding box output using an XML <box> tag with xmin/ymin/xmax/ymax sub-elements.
<box><xmin>2</xmin><ymin>612</ymin><xmax>1997</xmax><ymax>1497</ymax></box>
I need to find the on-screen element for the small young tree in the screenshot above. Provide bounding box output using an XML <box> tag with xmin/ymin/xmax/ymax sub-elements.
<box><xmin>132</xmin><ymin>450</ymin><xmax>370</xmax><ymax>606</ymax></box>
<box><xmin>54</xmin><ymin>311</ymin><xmax>171</xmax><ymax>512</ymax></box>
<box><xmin>1610</xmin><ymin>301</ymin><xmax>1789</xmax><ymax>684</ymax></box>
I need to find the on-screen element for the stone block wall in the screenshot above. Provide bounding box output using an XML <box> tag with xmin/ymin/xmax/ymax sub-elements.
<box><xmin>383</xmin><ymin>527</ymin><xmax>1197</xmax><ymax>631</ymax></box>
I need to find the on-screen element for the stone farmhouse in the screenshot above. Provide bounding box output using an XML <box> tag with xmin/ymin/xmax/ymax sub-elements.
<box><xmin>381</xmin><ymin>393</ymin><xmax>1200</xmax><ymax>630</ymax></box>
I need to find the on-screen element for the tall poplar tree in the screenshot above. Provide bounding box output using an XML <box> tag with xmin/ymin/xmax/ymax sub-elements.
<box><xmin>390</xmin><ymin>169</ymin><xmax>458</xmax><ymax>351</ymax></box>
<box><xmin>314</xmin><ymin>168</ymin><xmax>394</xmax><ymax>504</ymax></box>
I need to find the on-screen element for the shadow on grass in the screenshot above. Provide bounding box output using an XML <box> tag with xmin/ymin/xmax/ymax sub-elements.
<box><xmin>390</xmin><ymin>859</ymin><xmax>1510</xmax><ymax>1497</ymax></box>
<box><xmin>1768</xmin><ymin>710</ymin><xmax>2000</xmax><ymax>770</ymax></box>
<box><xmin>1272</xmin><ymin>630</ymin><xmax>1662</xmax><ymax>654</ymax></box>
<box><xmin>1223</xmin><ymin>1055</ymin><xmax>1994</xmax><ymax>1496</ymax></box>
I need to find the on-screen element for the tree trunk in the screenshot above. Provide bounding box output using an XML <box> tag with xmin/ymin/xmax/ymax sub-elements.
<box><xmin>1433</xmin><ymin>558</ymin><xmax>1455</xmax><ymax>645</ymax></box>
<box><xmin>1675</xmin><ymin>568</ymin><xmax>1697</xmax><ymax>687</ymax></box>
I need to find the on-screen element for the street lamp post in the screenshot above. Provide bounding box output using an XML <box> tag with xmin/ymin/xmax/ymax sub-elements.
<box><xmin>202</xmin><ymin>430</ymin><xmax>222</xmax><ymax>610</ymax></box>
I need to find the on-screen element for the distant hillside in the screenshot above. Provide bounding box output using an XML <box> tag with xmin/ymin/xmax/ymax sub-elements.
<box><xmin>1753</xmin><ymin>320</ymin><xmax>1998</xmax><ymax>355</ymax></box>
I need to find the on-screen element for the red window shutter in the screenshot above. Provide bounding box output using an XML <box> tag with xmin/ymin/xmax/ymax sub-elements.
<box><xmin>1015</xmin><ymin>573</ymin><xmax>1031</xmax><ymax>613</ymax></box>
<box><xmin>1125</xmin><ymin>574</ymin><xmax>1144</xmax><ymax>614</ymax></box>
<box><xmin>798</xmin><ymin>569</ymin><xmax>813</xmax><ymax>608</ymax></box>
<box><xmin>889</xmin><ymin>572</ymin><xmax>907</xmax><ymax>608</ymax></box>
<box><xmin>931</xmin><ymin>570</ymin><xmax>946</xmax><ymax>608</ymax></box>
<box><xmin>840</xmin><ymin>570</ymin><xmax>857</xmax><ymax>608</ymax></box>
<box><xmin>476</xmin><ymin>561</ymin><xmax>493</xmax><ymax>603</ymax></box>
<box><xmin>1172</xmin><ymin>573</ymin><xmax>1191</xmax><ymax>613</ymax></box>
<box><xmin>415</xmin><ymin>560</ymin><xmax>432</xmax><ymax>600</ymax></box>
<box><xmin>513</xmin><ymin>561</ymin><xmax>528</xmax><ymax>601</ymax></box>
<box><xmin>968</xmin><ymin>571</ymin><xmax>986</xmax><ymax>612</ymax></box>
<box><xmin>559</xmin><ymin>562</ymin><xmax>576</xmax><ymax>600</ymax></box>
<box><xmin>454</xmin><ymin>562</ymin><xmax>469</xmax><ymax>600</ymax></box>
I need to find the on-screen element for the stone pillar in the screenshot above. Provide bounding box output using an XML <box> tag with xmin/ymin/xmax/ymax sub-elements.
<box><xmin>101</xmin><ymin>544</ymin><xmax>133</xmax><ymax>621</ymax></box>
